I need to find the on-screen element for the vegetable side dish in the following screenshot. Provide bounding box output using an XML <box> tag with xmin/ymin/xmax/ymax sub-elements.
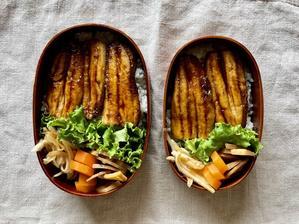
<box><xmin>167</xmin><ymin>49</ymin><xmax>263</xmax><ymax>193</ymax></box>
<box><xmin>33</xmin><ymin>35</ymin><xmax>146</xmax><ymax>194</ymax></box>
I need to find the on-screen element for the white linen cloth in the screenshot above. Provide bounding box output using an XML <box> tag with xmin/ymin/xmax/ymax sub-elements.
<box><xmin>0</xmin><ymin>0</ymin><xmax>298</xmax><ymax>223</ymax></box>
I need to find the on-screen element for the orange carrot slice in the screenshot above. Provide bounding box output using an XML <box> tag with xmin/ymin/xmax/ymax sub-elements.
<box><xmin>78</xmin><ymin>174</ymin><xmax>96</xmax><ymax>186</ymax></box>
<box><xmin>75</xmin><ymin>174</ymin><xmax>97</xmax><ymax>193</ymax></box>
<box><xmin>75</xmin><ymin>181</ymin><xmax>95</xmax><ymax>193</ymax></box>
<box><xmin>74</xmin><ymin>149</ymin><xmax>97</xmax><ymax>168</ymax></box>
<box><xmin>202</xmin><ymin>167</ymin><xmax>221</xmax><ymax>190</ymax></box>
<box><xmin>70</xmin><ymin>160</ymin><xmax>94</xmax><ymax>176</ymax></box>
<box><xmin>211</xmin><ymin>151</ymin><xmax>228</xmax><ymax>174</ymax></box>
<box><xmin>206</xmin><ymin>163</ymin><xmax>225</xmax><ymax>180</ymax></box>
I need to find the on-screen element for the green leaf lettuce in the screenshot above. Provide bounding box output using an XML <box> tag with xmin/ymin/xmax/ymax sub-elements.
<box><xmin>184</xmin><ymin>123</ymin><xmax>263</xmax><ymax>163</ymax></box>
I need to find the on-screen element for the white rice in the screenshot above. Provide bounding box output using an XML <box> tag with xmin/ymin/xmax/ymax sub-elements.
<box><xmin>135</xmin><ymin>66</ymin><xmax>147</xmax><ymax>114</ymax></box>
<box><xmin>245</xmin><ymin>70</ymin><xmax>254</xmax><ymax>129</ymax></box>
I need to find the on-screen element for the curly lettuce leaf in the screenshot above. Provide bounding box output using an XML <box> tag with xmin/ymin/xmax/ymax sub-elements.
<box><xmin>184</xmin><ymin>123</ymin><xmax>263</xmax><ymax>163</ymax></box>
<box><xmin>44</xmin><ymin>107</ymin><xmax>146</xmax><ymax>172</ymax></box>
<box><xmin>100</xmin><ymin>123</ymin><xmax>145</xmax><ymax>171</ymax></box>
<box><xmin>40</xmin><ymin>113</ymin><xmax>54</xmax><ymax>135</ymax></box>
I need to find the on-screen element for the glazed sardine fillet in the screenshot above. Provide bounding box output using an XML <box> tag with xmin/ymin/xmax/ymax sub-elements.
<box><xmin>61</xmin><ymin>49</ymin><xmax>84</xmax><ymax>117</ymax></box>
<box><xmin>171</xmin><ymin>55</ymin><xmax>215</xmax><ymax>140</ymax></box>
<box><xmin>82</xmin><ymin>40</ymin><xmax>106</xmax><ymax>119</ymax></box>
<box><xmin>206</xmin><ymin>51</ymin><xmax>247</xmax><ymax>126</ymax></box>
<box><xmin>46</xmin><ymin>52</ymin><xmax>70</xmax><ymax>117</ymax></box>
<box><xmin>221</xmin><ymin>50</ymin><xmax>247</xmax><ymax>126</ymax></box>
<box><xmin>102</xmin><ymin>43</ymin><xmax>140</xmax><ymax>126</ymax></box>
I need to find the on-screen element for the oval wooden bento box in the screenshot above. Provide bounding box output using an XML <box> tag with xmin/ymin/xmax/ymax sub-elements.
<box><xmin>163</xmin><ymin>36</ymin><xmax>263</xmax><ymax>191</ymax></box>
<box><xmin>33</xmin><ymin>24</ymin><xmax>151</xmax><ymax>197</ymax></box>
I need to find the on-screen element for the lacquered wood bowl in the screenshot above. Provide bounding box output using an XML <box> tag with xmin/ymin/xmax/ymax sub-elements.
<box><xmin>33</xmin><ymin>24</ymin><xmax>151</xmax><ymax>197</ymax></box>
<box><xmin>163</xmin><ymin>36</ymin><xmax>263</xmax><ymax>191</ymax></box>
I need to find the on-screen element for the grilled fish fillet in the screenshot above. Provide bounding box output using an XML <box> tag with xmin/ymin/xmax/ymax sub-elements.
<box><xmin>118</xmin><ymin>45</ymin><xmax>140</xmax><ymax>125</ymax></box>
<box><xmin>102</xmin><ymin>43</ymin><xmax>140</xmax><ymax>126</ymax></box>
<box><xmin>61</xmin><ymin>49</ymin><xmax>84</xmax><ymax>117</ymax></box>
<box><xmin>221</xmin><ymin>51</ymin><xmax>247</xmax><ymax>126</ymax></box>
<box><xmin>83</xmin><ymin>41</ymin><xmax>106</xmax><ymax>119</ymax></box>
<box><xmin>171</xmin><ymin>64</ymin><xmax>184</xmax><ymax>139</ymax></box>
<box><xmin>184</xmin><ymin>56</ymin><xmax>215</xmax><ymax>139</ymax></box>
<box><xmin>171</xmin><ymin>55</ymin><xmax>215</xmax><ymax>140</ymax></box>
<box><xmin>46</xmin><ymin>52</ymin><xmax>70</xmax><ymax>117</ymax></box>
<box><xmin>206</xmin><ymin>52</ymin><xmax>236</xmax><ymax>125</ymax></box>
<box><xmin>177</xmin><ymin>58</ymin><xmax>192</xmax><ymax>139</ymax></box>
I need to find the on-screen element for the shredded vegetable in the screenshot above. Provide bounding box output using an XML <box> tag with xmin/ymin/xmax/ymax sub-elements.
<box><xmin>32</xmin><ymin>127</ymin><xmax>76</xmax><ymax>179</ymax></box>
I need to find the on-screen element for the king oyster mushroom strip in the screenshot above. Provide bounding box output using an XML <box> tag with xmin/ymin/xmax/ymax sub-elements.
<box><xmin>96</xmin><ymin>181</ymin><xmax>122</xmax><ymax>194</ymax></box>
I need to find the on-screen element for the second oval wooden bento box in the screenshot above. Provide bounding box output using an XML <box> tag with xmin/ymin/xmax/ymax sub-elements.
<box><xmin>33</xmin><ymin>24</ymin><xmax>151</xmax><ymax>197</ymax></box>
<box><xmin>163</xmin><ymin>36</ymin><xmax>263</xmax><ymax>192</ymax></box>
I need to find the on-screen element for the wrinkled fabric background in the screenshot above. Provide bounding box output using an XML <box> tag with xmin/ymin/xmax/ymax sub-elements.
<box><xmin>0</xmin><ymin>0</ymin><xmax>298</xmax><ymax>223</ymax></box>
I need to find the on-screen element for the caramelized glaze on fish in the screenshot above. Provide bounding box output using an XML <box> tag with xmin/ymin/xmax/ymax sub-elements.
<box><xmin>206</xmin><ymin>51</ymin><xmax>247</xmax><ymax>126</ymax></box>
<box><xmin>83</xmin><ymin>40</ymin><xmax>106</xmax><ymax>119</ymax></box>
<box><xmin>103</xmin><ymin>43</ymin><xmax>140</xmax><ymax>126</ymax></box>
<box><xmin>46</xmin><ymin>52</ymin><xmax>70</xmax><ymax>117</ymax></box>
<box><xmin>61</xmin><ymin>49</ymin><xmax>84</xmax><ymax>117</ymax></box>
<box><xmin>171</xmin><ymin>55</ymin><xmax>215</xmax><ymax>140</ymax></box>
